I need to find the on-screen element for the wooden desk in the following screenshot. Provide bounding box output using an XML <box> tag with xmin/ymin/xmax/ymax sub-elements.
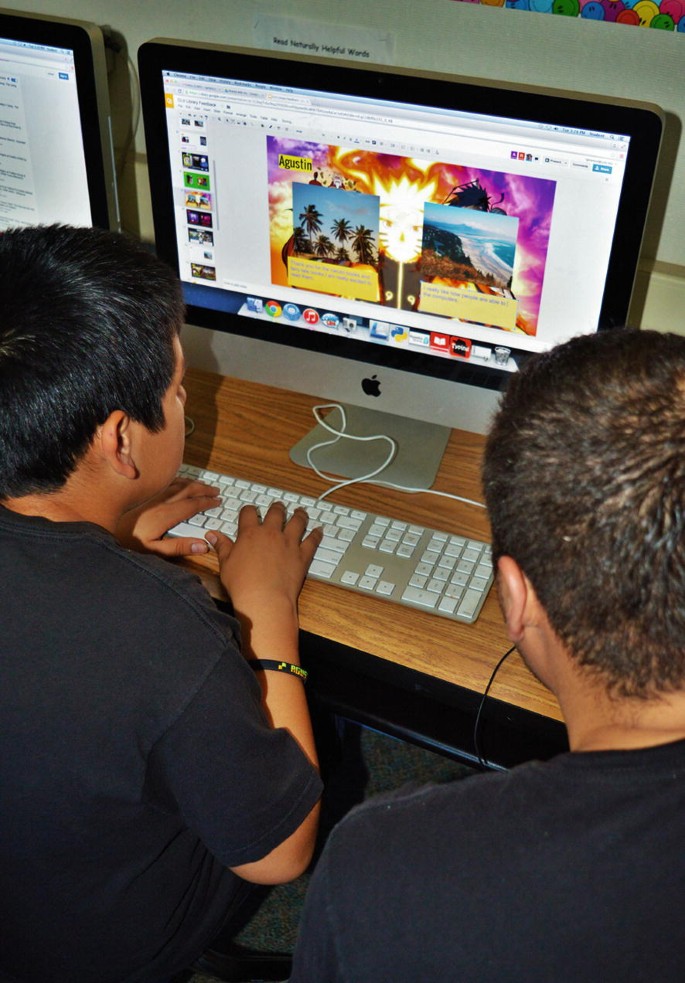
<box><xmin>182</xmin><ymin>368</ymin><xmax>567</xmax><ymax>768</ymax></box>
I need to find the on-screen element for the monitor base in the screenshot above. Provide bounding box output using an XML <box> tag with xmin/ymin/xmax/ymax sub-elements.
<box><xmin>289</xmin><ymin>404</ymin><xmax>451</xmax><ymax>490</ymax></box>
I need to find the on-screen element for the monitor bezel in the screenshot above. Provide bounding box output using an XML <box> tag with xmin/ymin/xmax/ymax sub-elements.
<box><xmin>0</xmin><ymin>7</ymin><xmax>118</xmax><ymax>231</ymax></box>
<box><xmin>139</xmin><ymin>38</ymin><xmax>663</xmax><ymax>392</ymax></box>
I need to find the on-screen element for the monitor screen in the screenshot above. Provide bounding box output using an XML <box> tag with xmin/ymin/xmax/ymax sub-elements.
<box><xmin>0</xmin><ymin>8</ymin><xmax>118</xmax><ymax>231</ymax></box>
<box><xmin>139</xmin><ymin>40</ymin><xmax>662</xmax><ymax>485</ymax></box>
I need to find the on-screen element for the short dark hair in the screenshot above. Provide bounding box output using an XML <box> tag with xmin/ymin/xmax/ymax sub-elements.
<box><xmin>0</xmin><ymin>225</ymin><xmax>184</xmax><ymax>497</ymax></box>
<box><xmin>483</xmin><ymin>328</ymin><xmax>685</xmax><ymax>699</ymax></box>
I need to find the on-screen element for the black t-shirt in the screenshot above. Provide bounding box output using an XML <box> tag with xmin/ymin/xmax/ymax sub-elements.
<box><xmin>0</xmin><ymin>508</ymin><xmax>322</xmax><ymax>983</ymax></box>
<box><xmin>291</xmin><ymin>738</ymin><xmax>685</xmax><ymax>982</ymax></box>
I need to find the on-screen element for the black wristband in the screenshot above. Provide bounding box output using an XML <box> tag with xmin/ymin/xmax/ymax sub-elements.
<box><xmin>249</xmin><ymin>659</ymin><xmax>308</xmax><ymax>683</ymax></box>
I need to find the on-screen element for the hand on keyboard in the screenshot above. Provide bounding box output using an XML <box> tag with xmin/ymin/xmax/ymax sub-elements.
<box><xmin>118</xmin><ymin>477</ymin><xmax>221</xmax><ymax>557</ymax></box>
<box><xmin>204</xmin><ymin>501</ymin><xmax>323</xmax><ymax>614</ymax></box>
<box><xmin>169</xmin><ymin>465</ymin><xmax>494</xmax><ymax>624</ymax></box>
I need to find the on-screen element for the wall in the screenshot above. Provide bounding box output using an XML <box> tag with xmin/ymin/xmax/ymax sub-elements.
<box><xmin>2</xmin><ymin>0</ymin><xmax>683</xmax><ymax>330</ymax></box>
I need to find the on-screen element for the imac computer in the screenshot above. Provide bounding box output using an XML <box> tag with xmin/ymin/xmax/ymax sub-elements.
<box><xmin>0</xmin><ymin>6</ymin><xmax>118</xmax><ymax>232</ymax></box>
<box><xmin>138</xmin><ymin>40</ymin><xmax>662</xmax><ymax>488</ymax></box>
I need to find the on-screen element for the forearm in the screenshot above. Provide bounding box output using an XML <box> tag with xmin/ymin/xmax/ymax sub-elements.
<box><xmin>208</xmin><ymin>501</ymin><xmax>322</xmax><ymax>783</ymax></box>
<box><xmin>231</xmin><ymin>595</ymin><xmax>321</xmax><ymax>884</ymax></box>
<box><xmin>235</xmin><ymin>595</ymin><xmax>318</xmax><ymax>771</ymax></box>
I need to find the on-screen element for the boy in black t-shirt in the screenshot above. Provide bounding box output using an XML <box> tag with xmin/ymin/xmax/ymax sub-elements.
<box><xmin>291</xmin><ymin>328</ymin><xmax>685</xmax><ymax>983</ymax></box>
<box><xmin>0</xmin><ymin>225</ymin><xmax>323</xmax><ymax>982</ymax></box>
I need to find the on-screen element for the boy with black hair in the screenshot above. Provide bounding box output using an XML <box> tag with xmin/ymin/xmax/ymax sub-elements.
<box><xmin>290</xmin><ymin>328</ymin><xmax>685</xmax><ymax>983</ymax></box>
<box><xmin>0</xmin><ymin>225</ymin><xmax>322</xmax><ymax>982</ymax></box>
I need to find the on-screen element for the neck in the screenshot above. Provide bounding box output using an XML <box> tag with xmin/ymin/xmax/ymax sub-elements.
<box><xmin>2</xmin><ymin>465</ymin><xmax>124</xmax><ymax>534</ymax></box>
<box><xmin>558</xmin><ymin>668</ymin><xmax>685</xmax><ymax>753</ymax></box>
<box><xmin>503</xmin><ymin>568</ymin><xmax>685</xmax><ymax>755</ymax></box>
<box><xmin>2</xmin><ymin>490</ymin><xmax>119</xmax><ymax>532</ymax></box>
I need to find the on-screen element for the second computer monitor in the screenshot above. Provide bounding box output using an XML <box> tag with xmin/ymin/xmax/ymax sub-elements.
<box><xmin>0</xmin><ymin>7</ymin><xmax>118</xmax><ymax>232</ymax></box>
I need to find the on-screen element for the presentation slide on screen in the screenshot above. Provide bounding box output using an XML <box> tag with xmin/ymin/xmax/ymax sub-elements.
<box><xmin>266</xmin><ymin>136</ymin><xmax>556</xmax><ymax>337</ymax></box>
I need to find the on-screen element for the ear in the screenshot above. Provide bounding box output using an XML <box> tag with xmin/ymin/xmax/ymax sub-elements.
<box><xmin>94</xmin><ymin>410</ymin><xmax>138</xmax><ymax>480</ymax></box>
<box><xmin>496</xmin><ymin>555</ymin><xmax>534</xmax><ymax>644</ymax></box>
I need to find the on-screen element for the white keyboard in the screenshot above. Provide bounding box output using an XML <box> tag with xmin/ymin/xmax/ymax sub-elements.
<box><xmin>170</xmin><ymin>464</ymin><xmax>494</xmax><ymax>624</ymax></box>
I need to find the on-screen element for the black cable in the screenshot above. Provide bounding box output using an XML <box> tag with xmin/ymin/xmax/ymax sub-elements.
<box><xmin>473</xmin><ymin>645</ymin><xmax>516</xmax><ymax>770</ymax></box>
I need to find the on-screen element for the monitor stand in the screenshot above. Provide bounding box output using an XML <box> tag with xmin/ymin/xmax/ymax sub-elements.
<box><xmin>289</xmin><ymin>404</ymin><xmax>451</xmax><ymax>490</ymax></box>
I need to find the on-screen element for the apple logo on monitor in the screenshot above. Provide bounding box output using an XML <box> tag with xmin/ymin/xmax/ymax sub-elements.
<box><xmin>361</xmin><ymin>374</ymin><xmax>381</xmax><ymax>398</ymax></box>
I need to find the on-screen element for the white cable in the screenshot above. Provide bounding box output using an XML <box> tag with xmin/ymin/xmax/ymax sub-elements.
<box><xmin>306</xmin><ymin>403</ymin><xmax>486</xmax><ymax>509</ymax></box>
<box><xmin>306</xmin><ymin>404</ymin><xmax>397</xmax><ymax>502</ymax></box>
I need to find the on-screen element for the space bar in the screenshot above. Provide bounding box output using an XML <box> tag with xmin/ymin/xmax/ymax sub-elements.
<box><xmin>167</xmin><ymin>522</ymin><xmax>208</xmax><ymax>538</ymax></box>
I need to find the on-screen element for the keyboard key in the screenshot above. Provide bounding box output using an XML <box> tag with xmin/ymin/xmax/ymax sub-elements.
<box><xmin>314</xmin><ymin>547</ymin><xmax>344</xmax><ymax>566</ymax></box>
<box><xmin>457</xmin><ymin>589</ymin><xmax>483</xmax><ymax>620</ymax></box>
<box><xmin>401</xmin><ymin>586</ymin><xmax>439</xmax><ymax>609</ymax></box>
<box><xmin>337</xmin><ymin>515</ymin><xmax>363</xmax><ymax>531</ymax></box>
<box><xmin>377</xmin><ymin>581</ymin><xmax>395</xmax><ymax>596</ymax></box>
<box><xmin>165</xmin><ymin>521</ymin><xmax>206</xmax><ymax>538</ymax></box>
<box><xmin>310</xmin><ymin>559</ymin><xmax>337</xmax><ymax>579</ymax></box>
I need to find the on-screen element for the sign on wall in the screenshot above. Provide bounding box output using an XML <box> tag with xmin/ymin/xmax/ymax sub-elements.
<box><xmin>452</xmin><ymin>0</ymin><xmax>684</xmax><ymax>31</ymax></box>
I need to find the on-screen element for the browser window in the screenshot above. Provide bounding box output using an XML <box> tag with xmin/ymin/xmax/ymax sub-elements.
<box><xmin>161</xmin><ymin>69</ymin><xmax>632</xmax><ymax>362</ymax></box>
<box><xmin>0</xmin><ymin>36</ymin><xmax>92</xmax><ymax>229</ymax></box>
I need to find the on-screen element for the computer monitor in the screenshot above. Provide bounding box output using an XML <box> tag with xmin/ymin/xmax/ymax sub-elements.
<box><xmin>138</xmin><ymin>39</ymin><xmax>662</xmax><ymax>488</ymax></box>
<box><xmin>0</xmin><ymin>6</ymin><xmax>118</xmax><ymax>231</ymax></box>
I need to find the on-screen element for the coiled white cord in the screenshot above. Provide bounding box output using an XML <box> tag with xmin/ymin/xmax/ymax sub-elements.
<box><xmin>306</xmin><ymin>403</ymin><xmax>486</xmax><ymax>509</ymax></box>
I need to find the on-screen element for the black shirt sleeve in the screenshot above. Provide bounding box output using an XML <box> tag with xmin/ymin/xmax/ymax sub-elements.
<box><xmin>144</xmin><ymin>648</ymin><xmax>322</xmax><ymax>867</ymax></box>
